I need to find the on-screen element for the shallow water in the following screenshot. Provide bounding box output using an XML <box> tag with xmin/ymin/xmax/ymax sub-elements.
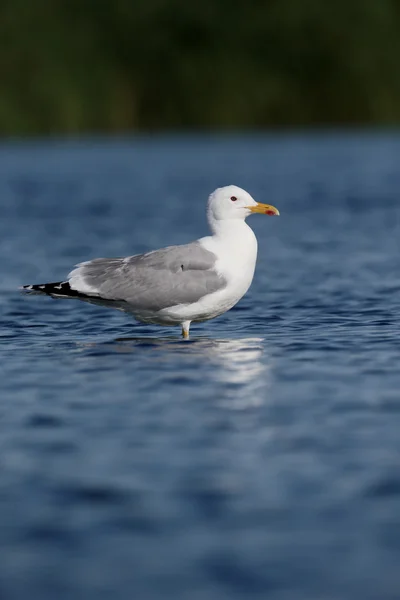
<box><xmin>1</xmin><ymin>134</ymin><xmax>400</xmax><ymax>599</ymax></box>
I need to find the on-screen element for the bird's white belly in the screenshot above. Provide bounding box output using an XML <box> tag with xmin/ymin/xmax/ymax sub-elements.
<box><xmin>140</xmin><ymin>277</ymin><xmax>251</xmax><ymax>325</ymax></box>
<box><xmin>157</xmin><ymin>277</ymin><xmax>252</xmax><ymax>324</ymax></box>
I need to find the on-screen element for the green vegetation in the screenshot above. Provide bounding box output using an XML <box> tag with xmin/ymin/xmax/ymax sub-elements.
<box><xmin>1</xmin><ymin>0</ymin><xmax>400</xmax><ymax>134</ymax></box>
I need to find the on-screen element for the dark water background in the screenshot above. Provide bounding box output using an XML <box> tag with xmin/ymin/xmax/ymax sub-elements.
<box><xmin>1</xmin><ymin>134</ymin><xmax>400</xmax><ymax>599</ymax></box>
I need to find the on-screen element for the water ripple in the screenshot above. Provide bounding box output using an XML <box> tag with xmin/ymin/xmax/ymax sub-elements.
<box><xmin>1</xmin><ymin>135</ymin><xmax>400</xmax><ymax>600</ymax></box>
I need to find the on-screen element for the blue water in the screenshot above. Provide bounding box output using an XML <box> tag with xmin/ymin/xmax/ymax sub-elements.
<box><xmin>1</xmin><ymin>134</ymin><xmax>400</xmax><ymax>600</ymax></box>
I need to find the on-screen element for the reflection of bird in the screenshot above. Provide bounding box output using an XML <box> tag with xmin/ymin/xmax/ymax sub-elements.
<box><xmin>23</xmin><ymin>185</ymin><xmax>279</xmax><ymax>338</ymax></box>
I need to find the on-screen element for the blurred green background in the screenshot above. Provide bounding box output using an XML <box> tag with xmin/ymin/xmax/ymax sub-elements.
<box><xmin>1</xmin><ymin>0</ymin><xmax>400</xmax><ymax>135</ymax></box>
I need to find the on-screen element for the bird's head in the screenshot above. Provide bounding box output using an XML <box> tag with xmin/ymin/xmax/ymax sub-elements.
<box><xmin>207</xmin><ymin>185</ymin><xmax>279</xmax><ymax>223</ymax></box>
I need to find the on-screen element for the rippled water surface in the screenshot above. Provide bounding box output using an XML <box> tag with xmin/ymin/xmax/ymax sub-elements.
<box><xmin>1</xmin><ymin>134</ymin><xmax>400</xmax><ymax>599</ymax></box>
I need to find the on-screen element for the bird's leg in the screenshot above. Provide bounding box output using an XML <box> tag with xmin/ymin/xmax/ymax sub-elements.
<box><xmin>181</xmin><ymin>321</ymin><xmax>191</xmax><ymax>339</ymax></box>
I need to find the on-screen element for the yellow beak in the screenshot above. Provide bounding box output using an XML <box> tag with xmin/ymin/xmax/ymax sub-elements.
<box><xmin>247</xmin><ymin>202</ymin><xmax>280</xmax><ymax>216</ymax></box>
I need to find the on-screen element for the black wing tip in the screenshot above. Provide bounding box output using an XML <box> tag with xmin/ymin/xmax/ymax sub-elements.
<box><xmin>21</xmin><ymin>281</ymin><xmax>93</xmax><ymax>300</ymax></box>
<box><xmin>21</xmin><ymin>283</ymin><xmax>54</xmax><ymax>294</ymax></box>
<box><xmin>22</xmin><ymin>281</ymin><xmax>70</xmax><ymax>296</ymax></box>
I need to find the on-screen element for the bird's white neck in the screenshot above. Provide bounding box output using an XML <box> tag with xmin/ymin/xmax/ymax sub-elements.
<box><xmin>208</xmin><ymin>215</ymin><xmax>253</xmax><ymax>240</ymax></box>
<box><xmin>205</xmin><ymin>217</ymin><xmax>258</xmax><ymax>272</ymax></box>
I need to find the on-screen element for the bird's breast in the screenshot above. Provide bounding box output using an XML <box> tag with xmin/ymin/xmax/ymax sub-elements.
<box><xmin>204</xmin><ymin>227</ymin><xmax>258</xmax><ymax>301</ymax></box>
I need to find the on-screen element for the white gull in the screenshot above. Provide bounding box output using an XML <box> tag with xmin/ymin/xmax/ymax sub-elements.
<box><xmin>23</xmin><ymin>185</ymin><xmax>279</xmax><ymax>338</ymax></box>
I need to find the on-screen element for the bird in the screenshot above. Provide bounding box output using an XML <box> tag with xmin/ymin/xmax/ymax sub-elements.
<box><xmin>22</xmin><ymin>185</ymin><xmax>279</xmax><ymax>338</ymax></box>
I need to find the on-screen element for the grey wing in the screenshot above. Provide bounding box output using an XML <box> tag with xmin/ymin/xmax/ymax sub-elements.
<box><xmin>68</xmin><ymin>242</ymin><xmax>227</xmax><ymax>311</ymax></box>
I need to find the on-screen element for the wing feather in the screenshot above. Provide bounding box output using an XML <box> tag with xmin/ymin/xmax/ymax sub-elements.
<box><xmin>68</xmin><ymin>242</ymin><xmax>226</xmax><ymax>311</ymax></box>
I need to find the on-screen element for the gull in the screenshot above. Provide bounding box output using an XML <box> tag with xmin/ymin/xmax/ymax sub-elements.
<box><xmin>23</xmin><ymin>185</ymin><xmax>279</xmax><ymax>338</ymax></box>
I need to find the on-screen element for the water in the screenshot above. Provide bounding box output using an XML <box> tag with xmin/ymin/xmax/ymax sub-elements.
<box><xmin>1</xmin><ymin>134</ymin><xmax>400</xmax><ymax>600</ymax></box>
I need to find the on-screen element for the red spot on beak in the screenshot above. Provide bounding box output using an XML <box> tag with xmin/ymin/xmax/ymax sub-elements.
<box><xmin>266</xmin><ymin>209</ymin><xmax>277</xmax><ymax>215</ymax></box>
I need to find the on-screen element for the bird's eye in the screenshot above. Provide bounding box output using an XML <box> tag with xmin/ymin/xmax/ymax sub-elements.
<box><xmin>230</xmin><ymin>196</ymin><xmax>237</xmax><ymax>202</ymax></box>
